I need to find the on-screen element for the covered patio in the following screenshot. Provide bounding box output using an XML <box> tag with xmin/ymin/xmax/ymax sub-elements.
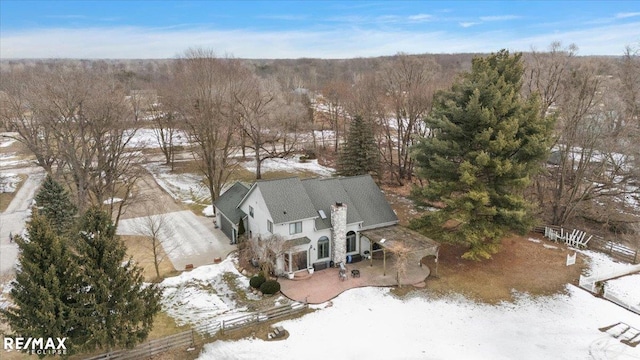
<box><xmin>279</xmin><ymin>226</ymin><xmax>440</xmax><ymax>304</ymax></box>
<box><xmin>361</xmin><ymin>225</ymin><xmax>440</xmax><ymax>278</ymax></box>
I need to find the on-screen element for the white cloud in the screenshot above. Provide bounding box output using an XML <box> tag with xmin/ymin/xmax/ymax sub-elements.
<box><xmin>459</xmin><ymin>22</ymin><xmax>480</xmax><ymax>28</ymax></box>
<box><xmin>616</xmin><ymin>12</ymin><xmax>640</xmax><ymax>19</ymax></box>
<box><xmin>408</xmin><ymin>14</ymin><xmax>433</xmax><ymax>22</ymax></box>
<box><xmin>479</xmin><ymin>15</ymin><xmax>521</xmax><ymax>22</ymax></box>
<box><xmin>1</xmin><ymin>20</ymin><xmax>638</xmax><ymax>59</ymax></box>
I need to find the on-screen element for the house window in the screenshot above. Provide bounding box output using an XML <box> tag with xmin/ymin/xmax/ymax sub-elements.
<box><xmin>267</xmin><ymin>220</ymin><xmax>273</xmax><ymax>233</ymax></box>
<box><xmin>346</xmin><ymin>231</ymin><xmax>357</xmax><ymax>253</ymax></box>
<box><xmin>249</xmin><ymin>206</ymin><xmax>254</xmax><ymax>218</ymax></box>
<box><xmin>289</xmin><ymin>221</ymin><xmax>302</xmax><ymax>235</ymax></box>
<box><xmin>318</xmin><ymin>236</ymin><xmax>329</xmax><ymax>259</ymax></box>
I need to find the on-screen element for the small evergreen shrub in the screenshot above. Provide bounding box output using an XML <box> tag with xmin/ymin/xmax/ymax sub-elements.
<box><xmin>249</xmin><ymin>273</ymin><xmax>266</xmax><ymax>289</ymax></box>
<box><xmin>259</xmin><ymin>280</ymin><xmax>281</xmax><ymax>295</ymax></box>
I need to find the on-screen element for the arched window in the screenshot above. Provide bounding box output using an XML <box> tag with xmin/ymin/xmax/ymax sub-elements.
<box><xmin>346</xmin><ymin>231</ymin><xmax>357</xmax><ymax>253</ymax></box>
<box><xmin>318</xmin><ymin>236</ymin><xmax>330</xmax><ymax>259</ymax></box>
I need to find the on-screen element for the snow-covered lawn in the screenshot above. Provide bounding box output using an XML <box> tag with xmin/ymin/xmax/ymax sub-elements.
<box><xmin>606</xmin><ymin>274</ymin><xmax>640</xmax><ymax>308</ymax></box>
<box><xmin>161</xmin><ymin>257</ymin><xmax>258</xmax><ymax>329</ymax></box>
<box><xmin>125</xmin><ymin>128</ymin><xmax>189</xmax><ymax>149</ymax></box>
<box><xmin>199</xmin><ymin>286</ymin><xmax>639</xmax><ymax>360</ymax></box>
<box><xmin>241</xmin><ymin>155</ymin><xmax>334</xmax><ymax>177</ymax></box>
<box><xmin>143</xmin><ymin>162</ymin><xmax>209</xmax><ymax>204</ymax></box>
<box><xmin>159</xmin><ymin>256</ymin><xmax>290</xmax><ymax>333</ymax></box>
<box><xmin>186</xmin><ymin>249</ymin><xmax>640</xmax><ymax>360</ymax></box>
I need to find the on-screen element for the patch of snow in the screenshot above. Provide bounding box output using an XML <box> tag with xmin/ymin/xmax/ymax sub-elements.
<box><xmin>543</xmin><ymin>244</ymin><xmax>558</xmax><ymax>249</ymax></box>
<box><xmin>580</xmin><ymin>249</ymin><xmax>638</xmax><ymax>278</ymax></box>
<box><xmin>242</xmin><ymin>155</ymin><xmax>334</xmax><ymax>177</ymax></box>
<box><xmin>606</xmin><ymin>274</ymin><xmax>640</xmax><ymax>308</ymax></box>
<box><xmin>160</xmin><ymin>256</ymin><xmax>260</xmax><ymax>328</ymax></box>
<box><xmin>202</xmin><ymin>205</ymin><xmax>214</xmax><ymax>217</ymax></box>
<box><xmin>143</xmin><ymin>162</ymin><xmax>209</xmax><ymax>204</ymax></box>
<box><xmin>0</xmin><ymin>173</ymin><xmax>21</xmax><ymax>193</ymax></box>
<box><xmin>103</xmin><ymin>197</ymin><xmax>123</xmax><ymax>205</ymax></box>
<box><xmin>0</xmin><ymin>134</ymin><xmax>17</xmax><ymax>148</ymax></box>
<box><xmin>0</xmin><ymin>152</ymin><xmax>32</xmax><ymax>168</ymax></box>
<box><xmin>125</xmin><ymin>128</ymin><xmax>189</xmax><ymax>149</ymax></box>
<box><xmin>527</xmin><ymin>238</ymin><xmax>541</xmax><ymax>243</ymax></box>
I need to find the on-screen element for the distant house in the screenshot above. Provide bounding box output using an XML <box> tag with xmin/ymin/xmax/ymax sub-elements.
<box><xmin>214</xmin><ymin>175</ymin><xmax>407</xmax><ymax>275</ymax></box>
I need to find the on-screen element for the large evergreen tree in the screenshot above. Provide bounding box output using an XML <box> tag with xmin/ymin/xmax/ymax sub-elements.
<box><xmin>336</xmin><ymin>115</ymin><xmax>380</xmax><ymax>177</ymax></box>
<box><xmin>34</xmin><ymin>175</ymin><xmax>77</xmax><ymax>234</ymax></box>
<box><xmin>412</xmin><ymin>50</ymin><xmax>554</xmax><ymax>260</ymax></box>
<box><xmin>1</xmin><ymin>214</ymin><xmax>84</xmax><ymax>355</ymax></box>
<box><xmin>73</xmin><ymin>208</ymin><xmax>161</xmax><ymax>351</ymax></box>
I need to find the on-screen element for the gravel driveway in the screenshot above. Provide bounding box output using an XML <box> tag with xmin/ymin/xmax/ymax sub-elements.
<box><xmin>117</xmin><ymin>210</ymin><xmax>236</xmax><ymax>270</ymax></box>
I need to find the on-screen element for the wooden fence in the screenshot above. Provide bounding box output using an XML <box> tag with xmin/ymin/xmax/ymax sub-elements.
<box><xmin>533</xmin><ymin>225</ymin><xmax>639</xmax><ymax>264</ymax></box>
<box><xmin>84</xmin><ymin>302</ymin><xmax>307</xmax><ymax>360</ymax></box>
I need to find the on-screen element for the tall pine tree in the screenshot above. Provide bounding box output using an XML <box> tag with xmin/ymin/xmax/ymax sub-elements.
<box><xmin>412</xmin><ymin>50</ymin><xmax>554</xmax><ymax>260</ymax></box>
<box><xmin>73</xmin><ymin>208</ymin><xmax>161</xmax><ymax>351</ymax></box>
<box><xmin>336</xmin><ymin>115</ymin><xmax>380</xmax><ymax>177</ymax></box>
<box><xmin>35</xmin><ymin>175</ymin><xmax>77</xmax><ymax>234</ymax></box>
<box><xmin>1</xmin><ymin>214</ymin><xmax>84</xmax><ymax>355</ymax></box>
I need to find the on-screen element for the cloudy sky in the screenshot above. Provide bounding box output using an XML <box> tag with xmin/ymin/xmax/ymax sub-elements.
<box><xmin>1</xmin><ymin>0</ymin><xmax>639</xmax><ymax>59</ymax></box>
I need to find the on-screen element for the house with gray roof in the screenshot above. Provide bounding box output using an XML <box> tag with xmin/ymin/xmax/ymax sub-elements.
<box><xmin>213</xmin><ymin>174</ymin><xmax>399</xmax><ymax>276</ymax></box>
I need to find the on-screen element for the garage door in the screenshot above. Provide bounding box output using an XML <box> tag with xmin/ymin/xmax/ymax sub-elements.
<box><xmin>220</xmin><ymin>215</ymin><xmax>234</xmax><ymax>242</ymax></box>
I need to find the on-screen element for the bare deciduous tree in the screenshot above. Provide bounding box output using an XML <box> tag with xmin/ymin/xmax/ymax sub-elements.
<box><xmin>387</xmin><ymin>241</ymin><xmax>414</xmax><ymax>287</ymax></box>
<box><xmin>320</xmin><ymin>80</ymin><xmax>350</xmax><ymax>152</ymax></box>
<box><xmin>537</xmin><ymin>58</ymin><xmax>638</xmax><ymax>226</ymax></box>
<box><xmin>2</xmin><ymin>64</ymin><xmax>141</xmax><ymax>222</ymax></box>
<box><xmin>525</xmin><ymin>42</ymin><xmax>578</xmax><ymax>116</ymax></box>
<box><xmin>234</xmin><ymin>72</ymin><xmax>305</xmax><ymax>179</ymax></box>
<box><xmin>0</xmin><ymin>67</ymin><xmax>58</xmax><ymax>173</ymax></box>
<box><xmin>171</xmin><ymin>49</ymin><xmax>240</xmax><ymax>202</ymax></box>
<box><xmin>379</xmin><ymin>54</ymin><xmax>439</xmax><ymax>184</ymax></box>
<box><xmin>245</xmin><ymin>234</ymin><xmax>294</xmax><ymax>277</ymax></box>
<box><xmin>134</xmin><ymin>203</ymin><xmax>178</xmax><ymax>279</ymax></box>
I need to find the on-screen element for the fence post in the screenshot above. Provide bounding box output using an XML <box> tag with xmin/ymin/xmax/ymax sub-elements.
<box><xmin>608</xmin><ymin>241</ymin><xmax>613</xmax><ymax>254</ymax></box>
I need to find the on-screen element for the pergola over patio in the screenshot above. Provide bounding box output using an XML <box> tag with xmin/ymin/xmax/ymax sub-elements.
<box><xmin>361</xmin><ymin>225</ymin><xmax>441</xmax><ymax>277</ymax></box>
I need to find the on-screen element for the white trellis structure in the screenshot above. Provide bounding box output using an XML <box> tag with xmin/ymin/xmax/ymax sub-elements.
<box><xmin>544</xmin><ymin>226</ymin><xmax>592</xmax><ymax>248</ymax></box>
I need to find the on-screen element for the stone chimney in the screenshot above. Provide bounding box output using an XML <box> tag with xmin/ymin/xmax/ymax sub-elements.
<box><xmin>331</xmin><ymin>202</ymin><xmax>347</xmax><ymax>265</ymax></box>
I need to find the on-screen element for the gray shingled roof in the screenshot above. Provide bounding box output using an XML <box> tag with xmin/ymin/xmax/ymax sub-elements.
<box><xmin>213</xmin><ymin>182</ymin><xmax>249</xmax><ymax>224</ymax></box>
<box><xmin>338</xmin><ymin>175</ymin><xmax>398</xmax><ymax>228</ymax></box>
<box><xmin>235</xmin><ymin>175</ymin><xmax>398</xmax><ymax>229</ymax></box>
<box><xmin>254</xmin><ymin>177</ymin><xmax>318</xmax><ymax>224</ymax></box>
<box><xmin>301</xmin><ymin>178</ymin><xmax>363</xmax><ymax>229</ymax></box>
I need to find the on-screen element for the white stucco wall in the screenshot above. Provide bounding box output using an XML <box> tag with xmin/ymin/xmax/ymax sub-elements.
<box><xmin>239</xmin><ymin>186</ymin><xmax>272</xmax><ymax>237</ymax></box>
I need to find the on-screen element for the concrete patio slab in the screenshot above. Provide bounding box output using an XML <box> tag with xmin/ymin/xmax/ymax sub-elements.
<box><xmin>278</xmin><ymin>257</ymin><xmax>431</xmax><ymax>304</ymax></box>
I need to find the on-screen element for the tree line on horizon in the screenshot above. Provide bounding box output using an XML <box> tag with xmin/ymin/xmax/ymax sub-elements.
<box><xmin>0</xmin><ymin>42</ymin><xmax>638</xmax><ymax>257</ymax></box>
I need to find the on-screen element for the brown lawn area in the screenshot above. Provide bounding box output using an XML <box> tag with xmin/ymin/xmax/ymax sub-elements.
<box><xmin>121</xmin><ymin>235</ymin><xmax>178</xmax><ymax>282</ymax></box>
<box><xmin>419</xmin><ymin>232</ymin><xmax>587</xmax><ymax>304</ymax></box>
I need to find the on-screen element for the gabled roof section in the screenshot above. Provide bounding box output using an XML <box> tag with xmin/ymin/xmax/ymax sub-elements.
<box><xmin>338</xmin><ymin>175</ymin><xmax>398</xmax><ymax>228</ymax></box>
<box><xmin>214</xmin><ymin>182</ymin><xmax>249</xmax><ymax>224</ymax></box>
<box><xmin>301</xmin><ymin>178</ymin><xmax>363</xmax><ymax>230</ymax></box>
<box><xmin>251</xmin><ymin>177</ymin><xmax>318</xmax><ymax>224</ymax></box>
